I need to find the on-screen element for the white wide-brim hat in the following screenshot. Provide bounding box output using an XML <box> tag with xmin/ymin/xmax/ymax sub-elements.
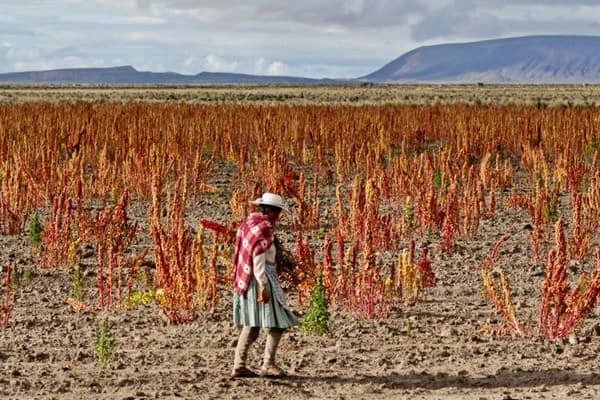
<box><xmin>250</xmin><ymin>192</ymin><xmax>286</xmax><ymax>211</ymax></box>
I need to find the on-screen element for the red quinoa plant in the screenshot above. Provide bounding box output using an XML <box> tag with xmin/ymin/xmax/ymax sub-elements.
<box><xmin>0</xmin><ymin>165</ymin><xmax>31</xmax><ymax>235</ymax></box>
<box><xmin>478</xmin><ymin>220</ymin><xmax>599</xmax><ymax>339</ymax></box>
<box><xmin>151</xmin><ymin>175</ymin><xmax>196</xmax><ymax>323</ymax></box>
<box><xmin>394</xmin><ymin>241</ymin><xmax>436</xmax><ymax>305</ymax></box>
<box><xmin>478</xmin><ymin>234</ymin><xmax>527</xmax><ymax>337</ymax></box>
<box><xmin>1</xmin><ymin>102</ymin><xmax>600</xmax><ymax>326</ymax></box>
<box><xmin>1</xmin><ymin>266</ymin><xmax>16</xmax><ymax>327</ymax></box>
<box><xmin>80</xmin><ymin>191</ymin><xmax>146</xmax><ymax>310</ymax></box>
<box><xmin>150</xmin><ymin>175</ymin><xmax>219</xmax><ymax>323</ymax></box>
<box><xmin>568</xmin><ymin>193</ymin><xmax>591</xmax><ymax>260</ymax></box>
<box><xmin>39</xmin><ymin>173</ymin><xmax>84</xmax><ymax>269</ymax></box>
<box><xmin>539</xmin><ymin>219</ymin><xmax>600</xmax><ymax>339</ymax></box>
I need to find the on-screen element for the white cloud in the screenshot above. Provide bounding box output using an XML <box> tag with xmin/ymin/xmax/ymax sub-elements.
<box><xmin>488</xmin><ymin>4</ymin><xmax>600</xmax><ymax>21</ymax></box>
<box><xmin>343</xmin><ymin>0</ymin><xmax>366</xmax><ymax>15</ymax></box>
<box><xmin>115</xmin><ymin>16</ymin><xmax>166</xmax><ymax>24</ymax></box>
<box><xmin>254</xmin><ymin>58</ymin><xmax>266</xmax><ymax>74</ymax></box>
<box><xmin>179</xmin><ymin>54</ymin><xmax>291</xmax><ymax>76</ymax></box>
<box><xmin>266</xmin><ymin>61</ymin><xmax>288</xmax><ymax>76</ymax></box>
<box><xmin>13</xmin><ymin>56</ymin><xmax>106</xmax><ymax>72</ymax></box>
<box><xmin>181</xmin><ymin>54</ymin><xmax>239</xmax><ymax>73</ymax></box>
<box><xmin>200</xmin><ymin>54</ymin><xmax>238</xmax><ymax>72</ymax></box>
<box><xmin>6</xmin><ymin>47</ymin><xmax>41</xmax><ymax>60</ymax></box>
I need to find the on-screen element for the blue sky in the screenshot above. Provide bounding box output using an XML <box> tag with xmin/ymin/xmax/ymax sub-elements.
<box><xmin>1</xmin><ymin>1</ymin><xmax>600</xmax><ymax>78</ymax></box>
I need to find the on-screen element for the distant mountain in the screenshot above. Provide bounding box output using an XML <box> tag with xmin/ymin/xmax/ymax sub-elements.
<box><xmin>0</xmin><ymin>65</ymin><xmax>337</xmax><ymax>85</ymax></box>
<box><xmin>362</xmin><ymin>35</ymin><xmax>600</xmax><ymax>83</ymax></box>
<box><xmin>4</xmin><ymin>36</ymin><xmax>600</xmax><ymax>85</ymax></box>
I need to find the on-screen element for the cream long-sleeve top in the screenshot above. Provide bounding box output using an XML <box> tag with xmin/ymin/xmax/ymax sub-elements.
<box><xmin>253</xmin><ymin>243</ymin><xmax>276</xmax><ymax>288</ymax></box>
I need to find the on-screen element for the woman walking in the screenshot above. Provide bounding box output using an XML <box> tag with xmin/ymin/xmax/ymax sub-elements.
<box><xmin>231</xmin><ymin>192</ymin><xmax>299</xmax><ymax>378</ymax></box>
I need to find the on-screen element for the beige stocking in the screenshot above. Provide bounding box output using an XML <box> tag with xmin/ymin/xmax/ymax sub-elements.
<box><xmin>263</xmin><ymin>328</ymin><xmax>284</xmax><ymax>367</ymax></box>
<box><xmin>233</xmin><ymin>326</ymin><xmax>260</xmax><ymax>369</ymax></box>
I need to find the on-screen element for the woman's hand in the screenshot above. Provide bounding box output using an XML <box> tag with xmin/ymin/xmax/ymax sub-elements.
<box><xmin>257</xmin><ymin>284</ymin><xmax>271</xmax><ymax>303</ymax></box>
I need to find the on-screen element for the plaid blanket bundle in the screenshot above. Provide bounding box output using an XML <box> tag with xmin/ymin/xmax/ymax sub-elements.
<box><xmin>232</xmin><ymin>212</ymin><xmax>274</xmax><ymax>296</ymax></box>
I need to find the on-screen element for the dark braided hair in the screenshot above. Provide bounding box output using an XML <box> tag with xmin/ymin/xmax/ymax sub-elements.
<box><xmin>258</xmin><ymin>204</ymin><xmax>282</xmax><ymax>214</ymax></box>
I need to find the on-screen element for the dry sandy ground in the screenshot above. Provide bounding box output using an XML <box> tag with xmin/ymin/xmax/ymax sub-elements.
<box><xmin>3</xmin><ymin>84</ymin><xmax>600</xmax><ymax>107</ymax></box>
<box><xmin>1</xmin><ymin>170</ymin><xmax>599</xmax><ymax>400</ymax></box>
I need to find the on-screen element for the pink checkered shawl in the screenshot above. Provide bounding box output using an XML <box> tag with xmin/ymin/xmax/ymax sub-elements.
<box><xmin>232</xmin><ymin>212</ymin><xmax>274</xmax><ymax>296</ymax></box>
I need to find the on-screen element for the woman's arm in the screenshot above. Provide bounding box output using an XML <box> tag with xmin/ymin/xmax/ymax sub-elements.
<box><xmin>253</xmin><ymin>252</ymin><xmax>269</xmax><ymax>288</ymax></box>
<box><xmin>253</xmin><ymin>252</ymin><xmax>271</xmax><ymax>303</ymax></box>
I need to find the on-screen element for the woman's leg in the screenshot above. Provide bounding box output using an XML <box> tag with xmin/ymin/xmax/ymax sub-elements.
<box><xmin>233</xmin><ymin>326</ymin><xmax>260</xmax><ymax>371</ymax></box>
<box><xmin>262</xmin><ymin>328</ymin><xmax>285</xmax><ymax>370</ymax></box>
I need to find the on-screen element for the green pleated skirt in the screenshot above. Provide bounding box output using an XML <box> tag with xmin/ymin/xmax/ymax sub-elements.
<box><xmin>233</xmin><ymin>264</ymin><xmax>299</xmax><ymax>329</ymax></box>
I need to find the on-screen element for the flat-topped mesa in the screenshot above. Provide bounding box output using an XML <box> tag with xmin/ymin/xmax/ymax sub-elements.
<box><xmin>362</xmin><ymin>35</ymin><xmax>600</xmax><ymax>83</ymax></box>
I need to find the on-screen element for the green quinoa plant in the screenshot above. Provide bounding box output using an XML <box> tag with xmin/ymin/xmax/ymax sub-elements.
<box><xmin>29</xmin><ymin>212</ymin><xmax>43</xmax><ymax>246</ymax></box>
<box><xmin>95</xmin><ymin>320</ymin><xmax>115</xmax><ymax>367</ymax></box>
<box><xmin>71</xmin><ymin>267</ymin><xmax>85</xmax><ymax>302</ymax></box>
<box><xmin>302</xmin><ymin>275</ymin><xmax>330</xmax><ymax>335</ymax></box>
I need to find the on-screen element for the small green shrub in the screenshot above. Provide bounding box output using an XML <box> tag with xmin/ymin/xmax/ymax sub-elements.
<box><xmin>122</xmin><ymin>290</ymin><xmax>156</xmax><ymax>309</ymax></box>
<box><xmin>302</xmin><ymin>275</ymin><xmax>330</xmax><ymax>335</ymax></box>
<box><xmin>402</xmin><ymin>196</ymin><xmax>415</xmax><ymax>228</ymax></box>
<box><xmin>405</xmin><ymin>320</ymin><xmax>414</xmax><ymax>339</ymax></box>
<box><xmin>95</xmin><ymin>321</ymin><xmax>115</xmax><ymax>367</ymax></box>
<box><xmin>71</xmin><ymin>268</ymin><xmax>85</xmax><ymax>302</ymax></box>
<box><xmin>10</xmin><ymin>267</ymin><xmax>32</xmax><ymax>290</ymax></box>
<box><xmin>433</xmin><ymin>168</ymin><xmax>443</xmax><ymax>191</ymax></box>
<box><xmin>29</xmin><ymin>212</ymin><xmax>43</xmax><ymax>245</ymax></box>
<box><xmin>22</xmin><ymin>268</ymin><xmax>32</xmax><ymax>284</ymax></box>
<box><xmin>10</xmin><ymin>266</ymin><xmax>21</xmax><ymax>291</ymax></box>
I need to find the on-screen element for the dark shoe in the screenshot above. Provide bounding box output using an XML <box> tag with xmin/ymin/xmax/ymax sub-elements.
<box><xmin>259</xmin><ymin>364</ymin><xmax>287</xmax><ymax>378</ymax></box>
<box><xmin>231</xmin><ymin>366</ymin><xmax>258</xmax><ymax>378</ymax></box>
